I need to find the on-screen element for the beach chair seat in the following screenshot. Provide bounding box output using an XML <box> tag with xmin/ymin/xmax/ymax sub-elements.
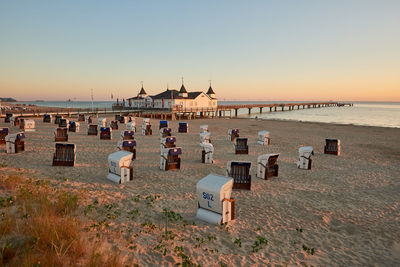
<box><xmin>78</xmin><ymin>114</ymin><xmax>85</xmax><ymax>122</ymax></box>
<box><xmin>141</xmin><ymin>119</ymin><xmax>152</xmax><ymax>135</ymax></box>
<box><xmin>196</xmin><ymin>174</ymin><xmax>235</xmax><ymax>224</ymax></box>
<box><xmin>54</xmin><ymin>115</ymin><xmax>63</xmax><ymax>125</ymax></box>
<box><xmin>5</xmin><ymin>113</ymin><xmax>12</xmax><ymax>123</ymax></box>
<box><xmin>161</xmin><ymin>136</ymin><xmax>176</xmax><ymax>150</ymax></box>
<box><xmin>159</xmin><ymin>127</ymin><xmax>172</xmax><ymax>138</ymax></box>
<box><xmin>228</xmin><ymin>128</ymin><xmax>240</xmax><ymax>141</ymax></box>
<box><xmin>234</xmin><ymin>138</ymin><xmax>248</xmax><ymax>154</ymax></box>
<box><xmin>43</xmin><ymin>114</ymin><xmax>52</xmax><ymax>123</ymax></box>
<box><xmin>117</xmin><ymin>140</ymin><xmax>136</xmax><ymax>159</ymax></box>
<box><xmin>297</xmin><ymin>147</ymin><xmax>314</xmax><ymax>170</ymax></box>
<box><xmin>68</xmin><ymin>121</ymin><xmax>80</xmax><ymax>132</ymax></box>
<box><xmin>159</xmin><ymin>120</ymin><xmax>168</xmax><ymax>130</ymax></box>
<box><xmin>98</xmin><ymin>118</ymin><xmax>107</xmax><ymax>127</ymax></box>
<box><xmin>226</xmin><ymin>161</ymin><xmax>251</xmax><ymax>190</ymax></box>
<box><xmin>324</xmin><ymin>139</ymin><xmax>341</xmax><ymax>155</ymax></box>
<box><xmin>201</xmin><ymin>142</ymin><xmax>214</xmax><ymax>164</ymax></box>
<box><xmin>87</xmin><ymin>124</ymin><xmax>98</xmax><ymax>136</ymax></box>
<box><xmin>59</xmin><ymin>118</ymin><xmax>69</xmax><ymax>128</ymax></box>
<box><xmin>200</xmin><ymin>125</ymin><xmax>208</xmax><ymax>133</ymax></box>
<box><xmin>22</xmin><ymin>119</ymin><xmax>35</xmax><ymax>132</ymax></box>
<box><xmin>257</xmin><ymin>153</ymin><xmax>279</xmax><ymax>179</ymax></box>
<box><xmin>52</xmin><ymin>143</ymin><xmax>76</xmax><ymax>166</ymax></box>
<box><xmin>100</xmin><ymin>127</ymin><xmax>112</xmax><ymax>140</ymax></box>
<box><xmin>160</xmin><ymin>147</ymin><xmax>182</xmax><ymax>171</ymax></box>
<box><xmin>126</xmin><ymin>121</ymin><xmax>136</xmax><ymax>132</ymax></box>
<box><xmin>0</xmin><ymin>128</ymin><xmax>9</xmax><ymax>145</ymax></box>
<box><xmin>178</xmin><ymin>122</ymin><xmax>188</xmax><ymax>133</ymax></box>
<box><xmin>85</xmin><ymin>116</ymin><xmax>93</xmax><ymax>124</ymax></box>
<box><xmin>110</xmin><ymin>120</ymin><xmax>119</xmax><ymax>130</ymax></box>
<box><xmin>107</xmin><ymin>151</ymin><xmax>134</xmax><ymax>184</ymax></box>
<box><xmin>200</xmin><ymin>132</ymin><xmax>211</xmax><ymax>144</ymax></box>
<box><xmin>257</xmin><ymin>130</ymin><xmax>270</xmax><ymax>145</ymax></box>
<box><xmin>5</xmin><ymin>132</ymin><xmax>25</xmax><ymax>154</ymax></box>
<box><xmin>120</xmin><ymin>130</ymin><xmax>135</xmax><ymax>140</ymax></box>
<box><xmin>54</xmin><ymin>127</ymin><xmax>68</xmax><ymax>142</ymax></box>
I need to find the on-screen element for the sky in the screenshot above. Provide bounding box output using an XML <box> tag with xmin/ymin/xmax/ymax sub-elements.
<box><xmin>0</xmin><ymin>0</ymin><xmax>399</xmax><ymax>101</ymax></box>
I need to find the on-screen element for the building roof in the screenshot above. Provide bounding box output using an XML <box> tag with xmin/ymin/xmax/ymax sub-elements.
<box><xmin>148</xmin><ymin>89</ymin><xmax>205</xmax><ymax>100</ymax></box>
<box><xmin>139</xmin><ymin>87</ymin><xmax>147</xmax><ymax>95</ymax></box>
<box><xmin>179</xmin><ymin>84</ymin><xmax>187</xmax><ymax>94</ymax></box>
<box><xmin>206</xmin><ymin>85</ymin><xmax>215</xmax><ymax>95</ymax></box>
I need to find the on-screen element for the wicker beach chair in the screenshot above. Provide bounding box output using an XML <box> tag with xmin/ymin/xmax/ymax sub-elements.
<box><xmin>0</xmin><ymin>128</ymin><xmax>9</xmax><ymax>145</ymax></box>
<box><xmin>68</xmin><ymin>121</ymin><xmax>80</xmax><ymax>132</ymax></box>
<box><xmin>297</xmin><ymin>147</ymin><xmax>314</xmax><ymax>170</ymax></box>
<box><xmin>159</xmin><ymin>120</ymin><xmax>168</xmax><ymax>130</ymax></box>
<box><xmin>78</xmin><ymin>114</ymin><xmax>85</xmax><ymax>122</ymax></box>
<box><xmin>10</xmin><ymin>116</ymin><xmax>20</xmax><ymax>127</ymax></box>
<box><xmin>178</xmin><ymin>122</ymin><xmax>188</xmax><ymax>133</ymax></box>
<box><xmin>234</xmin><ymin>138</ymin><xmax>248</xmax><ymax>154</ymax></box>
<box><xmin>59</xmin><ymin>118</ymin><xmax>69</xmax><ymax>128</ymax></box>
<box><xmin>142</xmin><ymin>119</ymin><xmax>152</xmax><ymax>136</ymax></box>
<box><xmin>98</xmin><ymin>118</ymin><xmax>107</xmax><ymax>127</ymax></box>
<box><xmin>54</xmin><ymin>127</ymin><xmax>68</xmax><ymax>142</ymax></box>
<box><xmin>107</xmin><ymin>151</ymin><xmax>134</xmax><ymax>184</ymax></box>
<box><xmin>160</xmin><ymin>127</ymin><xmax>172</xmax><ymax>138</ymax></box>
<box><xmin>117</xmin><ymin>140</ymin><xmax>136</xmax><ymax>159</ymax></box>
<box><xmin>228</xmin><ymin>128</ymin><xmax>240</xmax><ymax>141</ymax></box>
<box><xmin>226</xmin><ymin>161</ymin><xmax>252</xmax><ymax>190</ymax></box>
<box><xmin>100</xmin><ymin>127</ymin><xmax>112</xmax><ymax>140</ymax></box>
<box><xmin>5</xmin><ymin>113</ymin><xmax>12</xmax><ymax>123</ymax></box>
<box><xmin>5</xmin><ymin>132</ymin><xmax>25</xmax><ymax>153</ymax></box>
<box><xmin>52</xmin><ymin>143</ymin><xmax>76</xmax><ymax>167</ymax></box>
<box><xmin>120</xmin><ymin>130</ymin><xmax>134</xmax><ymax>140</ymax></box>
<box><xmin>54</xmin><ymin>115</ymin><xmax>63</xmax><ymax>125</ymax></box>
<box><xmin>87</xmin><ymin>124</ymin><xmax>98</xmax><ymax>136</ymax></box>
<box><xmin>201</xmin><ymin>142</ymin><xmax>214</xmax><ymax>164</ymax></box>
<box><xmin>196</xmin><ymin>174</ymin><xmax>235</xmax><ymax>224</ymax></box>
<box><xmin>160</xmin><ymin>147</ymin><xmax>182</xmax><ymax>171</ymax></box>
<box><xmin>43</xmin><ymin>114</ymin><xmax>52</xmax><ymax>123</ymax></box>
<box><xmin>85</xmin><ymin>116</ymin><xmax>93</xmax><ymax>124</ymax></box>
<box><xmin>110</xmin><ymin>120</ymin><xmax>119</xmax><ymax>130</ymax></box>
<box><xmin>324</xmin><ymin>139</ymin><xmax>341</xmax><ymax>156</ymax></box>
<box><xmin>257</xmin><ymin>153</ymin><xmax>279</xmax><ymax>179</ymax></box>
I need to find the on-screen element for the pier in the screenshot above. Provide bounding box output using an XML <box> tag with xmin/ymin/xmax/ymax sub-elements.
<box><xmin>0</xmin><ymin>101</ymin><xmax>353</xmax><ymax>120</ymax></box>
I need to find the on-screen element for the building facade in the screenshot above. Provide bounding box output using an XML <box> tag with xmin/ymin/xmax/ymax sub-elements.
<box><xmin>126</xmin><ymin>84</ymin><xmax>217</xmax><ymax>110</ymax></box>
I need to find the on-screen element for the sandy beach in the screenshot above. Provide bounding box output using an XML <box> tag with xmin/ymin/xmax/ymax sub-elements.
<box><xmin>1</xmin><ymin>116</ymin><xmax>399</xmax><ymax>266</ymax></box>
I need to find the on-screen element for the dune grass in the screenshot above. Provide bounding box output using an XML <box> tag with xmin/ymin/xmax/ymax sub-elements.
<box><xmin>0</xmin><ymin>174</ymin><xmax>123</xmax><ymax>266</ymax></box>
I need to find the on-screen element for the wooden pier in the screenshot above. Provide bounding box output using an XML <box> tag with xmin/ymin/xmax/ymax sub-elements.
<box><xmin>1</xmin><ymin>101</ymin><xmax>353</xmax><ymax>120</ymax></box>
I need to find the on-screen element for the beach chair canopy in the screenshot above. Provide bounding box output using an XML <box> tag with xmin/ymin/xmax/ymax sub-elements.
<box><xmin>201</xmin><ymin>142</ymin><xmax>214</xmax><ymax>152</ymax></box>
<box><xmin>179</xmin><ymin>122</ymin><xmax>187</xmax><ymax>127</ymax></box>
<box><xmin>100</xmin><ymin>127</ymin><xmax>111</xmax><ymax>132</ymax></box>
<box><xmin>200</xmin><ymin>125</ymin><xmax>208</xmax><ymax>133</ymax></box>
<box><xmin>159</xmin><ymin>120</ymin><xmax>168</xmax><ymax>128</ymax></box>
<box><xmin>258</xmin><ymin>153</ymin><xmax>280</xmax><ymax>167</ymax></box>
<box><xmin>0</xmin><ymin>128</ymin><xmax>9</xmax><ymax>134</ymax></box>
<box><xmin>299</xmin><ymin>146</ymin><xmax>314</xmax><ymax>157</ymax></box>
<box><xmin>166</xmin><ymin>147</ymin><xmax>182</xmax><ymax>155</ymax></box>
<box><xmin>163</xmin><ymin>136</ymin><xmax>176</xmax><ymax>144</ymax></box>
<box><xmin>200</xmin><ymin>132</ymin><xmax>211</xmax><ymax>142</ymax></box>
<box><xmin>196</xmin><ymin>174</ymin><xmax>233</xmax><ymax>214</ymax></box>
<box><xmin>160</xmin><ymin>127</ymin><xmax>172</xmax><ymax>133</ymax></box>
<box><xmin>108</xmin><ymin>150</ymin><xmax>133</xmax><ymax>175</ymax></box>
<box><xmin>121</xmin><ymin>140</ymin><xmax>136</xmax><ymax>147</ymax></box>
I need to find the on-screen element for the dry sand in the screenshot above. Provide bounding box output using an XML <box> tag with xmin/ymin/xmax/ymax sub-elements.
<box><xmin>1</xmin><ymin>116</ymin><xmax>399</xmax><ymax>266</ymax></box>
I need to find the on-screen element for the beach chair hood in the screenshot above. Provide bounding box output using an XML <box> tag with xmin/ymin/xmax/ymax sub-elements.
<box><xmin>197</xmin><ymin>174</ymin><xmax>233</xmax><ymax>214</ymax></box>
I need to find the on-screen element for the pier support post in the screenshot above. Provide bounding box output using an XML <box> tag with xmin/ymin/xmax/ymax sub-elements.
<box><xmin>274</xmin><ymin>107</ymin><xmax>277</xmax><ymax>112</ymax></box>
<box><xmin>248</xmin><ymin>108</ymin><xmax>251</xmax><ymax>115</ymax></box>
<box><xmin>270</xmin><ymin>107</ymin><xmax>272</xmax><ymax>112</ymax></box>
<box><xmin>235</xmin><ymin>109</ymin><xmax>238</xmax><ymax>117</ymax></box>
<box><xmin>259</xmin><ymin>107</ymin><xmax>262</xmax><ymax>113</ymax></box>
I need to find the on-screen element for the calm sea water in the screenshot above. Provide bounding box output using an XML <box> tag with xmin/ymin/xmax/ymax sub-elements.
<box><xmin>14</xmin><ymin>101</ymin><xmax>400</xmax><ymax>128</ymax></box>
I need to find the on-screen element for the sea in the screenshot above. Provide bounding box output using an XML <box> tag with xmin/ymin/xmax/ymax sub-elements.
<box><xmin>12</xmin><ymin>101</ymin><xmax>400</xmax><ymax>128</ymax></box>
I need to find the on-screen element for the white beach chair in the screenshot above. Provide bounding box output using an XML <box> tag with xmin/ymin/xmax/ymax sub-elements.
<box><xmin>107</xmin><ymin>150</ymin><xmax>134</xmax><ymax>184</ymax></box>
<box><xmin>10</xmin><ymin>116</ymin><xmax>20</xmax><ymax>127</ymax></box>
<box><xmin>297</xmin><ymin>146</ymin><xmax>314</xmax><ymax>170</ymax></box>
<box><xmin>200</xmin><ymin>142</ymin><xmax>214</xmax><ymax>164</ymax></box>
<box><xmin>85</xmin><ymin>115</ymin><xmax>93</xmax><ymax>124</ymax></box>
<box><xmin>200</xmin><ymin>125</ymin><xmax>208</xmax><ymax>133</ymax></box>
<box><xmin>98</xmin><ymin>118</ymin><xmax>107</xmax><ymax>127</ymax></box>
<box><xmin>257</xmin><ymin>130</ymin><xmax>270</xmax><ymax>145</ymax></box>
<box><xmin>22</xmin><ymin>119</ymin><xmax>36</xmax><ymax>132</ymax></box>
<box><xmin>200</xmin><ymin>132</ymin><xmax>211</xmax><ymax>144</ymax></box>
<box><xmin>160</xmin><ymin>147</ymin><xmax>182</xmax><ymax>171</ymax></box>
<box><xmin>5</xmin><ymin>132</ymin><xmax>25</xmax><ymax>154</ymax></box>
<box><xmin>196</xmin><ymin>174</ymin><xmax>235</xmax><ymax>224</ymax></box>
<box><xmin>227</xmin><ymin>128</ymin><xmax>239</xmax><ymax>141</ymax></box>
<box><xmin>257</xmin><ymin>153</ymin><xmax>279</xmax><ymax>179</ymax></box>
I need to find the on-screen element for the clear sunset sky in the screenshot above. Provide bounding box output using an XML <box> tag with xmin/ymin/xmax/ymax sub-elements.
<box><xmin>0</xmin><ymin>1</ymin><xmax>399</xmax><ymax>101</ymax></box>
